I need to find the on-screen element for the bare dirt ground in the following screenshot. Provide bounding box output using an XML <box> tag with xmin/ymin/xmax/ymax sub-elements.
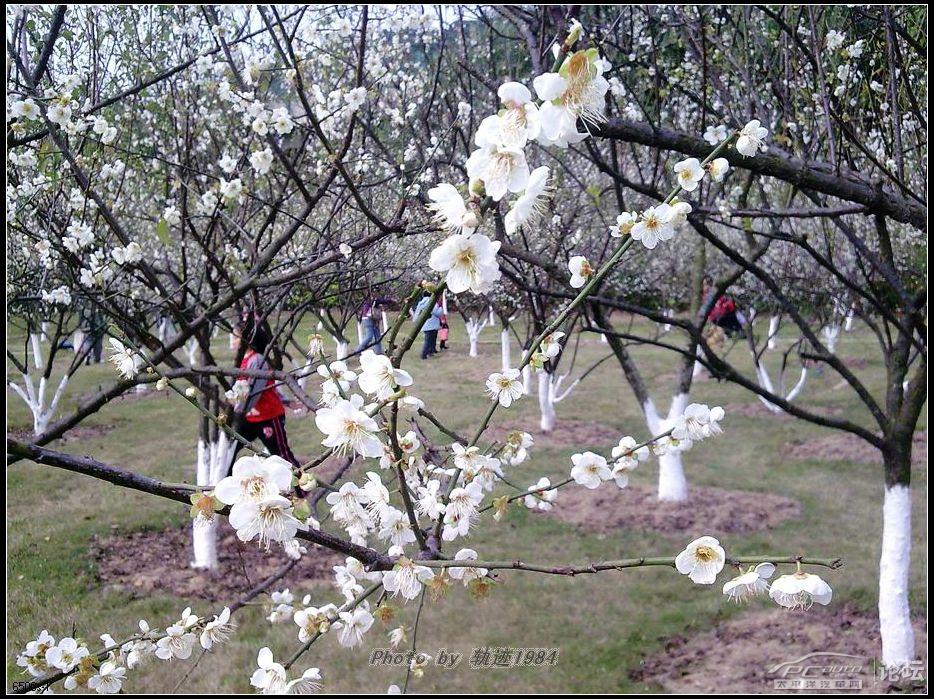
<box><xmin>487</xmin><ymin>418</ymin><xmax>622</xmax><ymax>450</ymax></box>
<box><xmin>92</xmin><ymin>525</ymin><xmax>342</xmax><ymax>602</ymax></box>
<box><xmin>783</xmin><ymin>431</ymin><xmax>927</xmax><ymax>467</ymax></box>
<box><xmin>631</xmin><ymin>605</ymin><xmax>928</xmax><ymax>693</ymax></box>
<box><xmin>543</xmin><ymin>484</ymin><xmax>801</xmax><ymax>535</ymax></box>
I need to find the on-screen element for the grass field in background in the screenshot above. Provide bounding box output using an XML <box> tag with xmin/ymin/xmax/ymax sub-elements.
<box><xmin>6</xmin><ymin>315</ymin><xmax>927</xmax><ymax>692</ymax></box>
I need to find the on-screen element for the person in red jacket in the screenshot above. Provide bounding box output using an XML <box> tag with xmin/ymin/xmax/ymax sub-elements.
<box><xmin>228</xmin><ymin>314</ymin><xmax>301</xmax><ymax>474</ymax></box>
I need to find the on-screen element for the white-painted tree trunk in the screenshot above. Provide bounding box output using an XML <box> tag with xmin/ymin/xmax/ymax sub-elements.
<box><xmin>521</xmin><ymin>364</ymin><xmax>533</xmax><ymax>395</ymax></box>
<box><xmin>356</xmin><ymin>321</ymin><xmax>364</xmax><ymax>346</ymax></box>
<box><xmin>465</xmin><ymin>318</ymin><xmax>482</xmax><ymax>358</ymax></box>
<box><xmin>73</xmin><ymin>329</ymin><xmax>86</xmax><ymax>356</ymax></box>
<box><xmin>878</xmin><ymin>484</ymin><xmax>916</xmax><ymax>667</ymax></box>
<box><xmin>821</xmin><ymin>324</ymin><xmax>841</xmax><ymax>354</ymax></box>
<box><xmin>537</xmin><ymin>372</ymin><xmax>556</xmax><ymax>432</ymax></box>
<box><xmin>41</xmin><ymin>321</ymin><xmax>50</xmax><ymax>342</ymax></box>
<box><xmin>190</xmin><ymin>434</ymin><xmax>234</xmax><ymax>570</ymax></box>
<box><xmin>381</xmin><ymin>310</ymin><xmax>389</xmax><ymax>333</ymax></box>
<box><xmin>184</xmin><ymin>337</ymin><xmax>199</xmax><ymax>365</ymax></box>
<box><xmin>228</xmin><ymin>332</ymin><xmax>236</xmax><ymax>350</ymax></box>
<box><xmin>645</xmin><ymin>394</ymin><xmax>691</xmax><ymax>502</ymax></box>
<box><xmin>9</xmin><ymin>373</ymin><xmax>70</xmax><ymax>435</ymax></box>
<box><xmin>662</xmin><ymin>308</ymin><xmax>673</xmax><ymax>333</ymax></box>
<box><xmin>500</xmin><ymin>329</ymin><xmax>511</xmax><ymax>372</ymax></box>
<box><xmin>335</xmin><ymin>338</ymin><xmax>349</xmax><ymax>360</ymax></box>
<box><xmin>844</xmin><ymin>306</ymin><xmax>855</xmax><ymax>332</ymax></box>
<box><xmin>767</xmin><ymin>315</ymin><xmax>780</xmax><ymax>350</ymax></box>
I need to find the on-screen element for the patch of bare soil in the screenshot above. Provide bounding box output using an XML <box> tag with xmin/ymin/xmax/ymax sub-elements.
<box><xmin>631</xmin><ymin>605</ymin><xmax>927</xmax><ymax>693</ymax></box>
<box><xmin>57</xmin><ymin>424</ymin><xmax>116</xmax><ymax>443</ymax></box>
<box><xmin>546</xmin><ymin>484</ymin><xmax>801</xmax><ymax>535</ymax></box>
<box><xmin>92</xmin><ymin>525</ymin><xmax>342</xmax><ymax>602</ymax></box>
<box><xmin>783</xmin><ymin>431</ymin><xmax>927</xmax><ymax>467</ymax></box>
<box><xmin>487</xmin><ymin>419</ymin><xmax>622</xmax><ymax>450</ymax></box>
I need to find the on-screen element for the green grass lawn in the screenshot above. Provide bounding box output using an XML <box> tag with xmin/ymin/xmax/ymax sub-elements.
<box><xmin>6</xmin><ymin>316</ymin><xmax>927</xmax><ymax>692</ymax></box>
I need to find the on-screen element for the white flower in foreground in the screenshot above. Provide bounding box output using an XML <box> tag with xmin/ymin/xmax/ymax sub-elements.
<box><xmin>539</xmin><ymin>331</ymin><xmax>565</xmax><ymax>360</ymax></box>
<box><xmin>769</xmin><ymin>571</ymin><xmax>833</xmax><ymax>609</ymax></box>
<box><xmin>723</xmin><ymin>562</ymin><xmax>775</xmax><ymax>602</ymax></box>
<box><xmin>671</xmin><ymin>404</ymin><xmax>725</xmax><ymax>442</ymax></box>
<box><xmin>570</xmin><ymin>451</ymin><xmax>611</xmax><ymax>489</ymax></box>
<box><xmin>87</xmin><ymin>660</ymin><xmax>127</xmax><ymax>694</ymax></box>
<box><xmin>707</xmin><ymin>157</ymin><xmax>730</xmax><ymax>182</ymax></box>
<box><xmin>533</xmin><ymin>49</ymin><xmax>609</xmax><ymax>146</ymax></box>
<box><xmin>335</xmin><ymin>607</ymin><xmax>375</xmax><ymax>648</ymax></box>
<box><xmin>610</xmin><ymin>211</ymin><xmax>638</xmax><ymax>238</ymax></box>
<box><xmin>45</xmin><ymin>637</ymin><xmax>89</xmax><ymax>672</ymax></box>
<box><xmin>11</xmin><ymin>98</ymin><xmax>40</xmax><ymax>121</ymax></box>
<box><xmin>200</xmin><ymin>607</ymin><xmax>234</xmax><ymax>649</ymax></box>
<box><xmin>442</xmin><ymin>480</ymin><xmax>483</xmax><ymax>541</ymax></box>
<box><xmin>673</xmin><ymin>157</ymin><xmax>704</xmax><ymax>192</ymax></box>
<box><xmin>17</xmin><ymin>630</ymin><xmax>54</xmax><ymax>677</ymax></box>
<box><xmin>675</xmin><ymin>536</ymin><xmax>726</xmax><ymax>585</ymax></box>
<box><xmin>108</xmin><ymin>338</ymin><xmax>138</xmax><ymax>379</ymax></box>
<box><xmin>428</xmin><ymin>232</ymin><xmax>501</xmax><ymax>294</ymax></box>
<box><xmin>631</xmin><ymin>204</ymin><xmax>675</xmax><ymax>250</ymax></box>
<box><xmin>383</xmin><ymin>558</ymin><xmax>435</xmax><ymax>601</ymax></box>
<box><xmin>315</xmin><ymin>395</ymin><xmax>384</xmax><ymax>458</ymax></box>
<box><xmin>494</xmin><ymin>82</ymin><xmax>543</xmax><ymax>149</ymax></box>
<box><xmin>735</xmin><ymin>119</ymin><xmax>769</xmax><ymax>157</ymax></box>
<box><xmin>357</xmin><ymin>350</ymin><xmax>412</xmax><ymax>400</ymax></box>
<box><xmin>524</xmin><ymin>477</ymin><xmax>557</xmax><ymax>511</ymax></box>
<box><xmin>317</xmin><ymin>360</ymin><xmax>357</xmax><ymax>390</ymax></box>
<box><xmin>465</xmin><ymin>142</ymin><xmax>530</xmax><ymax>201</ymax></box>
<box><xmin>154</xmin><ymin>625</ymin><xmax>196</xmax><ymax>661</ymax></box>
<box><xmin>229</xmin><ymin>495</ymin><xmax>305</xmax><ymax>547</ymax></box>
<box><xmin>502</xmin><ymin>430</ymin><xmax>534</xmax><ymax>465</ymax></box>
<box><xmin>388</xmin><ymin>626</ymin><xmax>407</xmax><ymax>648</ymax></box>
<box><xmin>504</xmin><ymin>165</ymin><xmax>551</xmax><ymax>233</ymax></box>
<box><xmin>214</xmin><ymin>455</ymin><xmax>293</xmax><ymax>506</ymax></box>
<box><xmin>610</xmin><ymin>436</ymin><xmax>649</xmax><ymax>488</ymax></box>
<box><xmin>568</xmin><ymin>255</ymin><xmax>594</xmax><ymax>288</ymax></box>
<box><xmin>448</xmin><ymin>548</ymin><xmax>487</xmax><ymax>584</ymax></box>
<box><xmin>378</xmin><ymin>508</ymin><xmax>417</xmax><ymax>549</ymax></box>
<box><xmin>427</xmin><ymin>183</ymin><xmax>478</xmax><ymax>234</ymax></box>
<box><xmin>485</xmin><ymin>368</ymin><xmax>523</xmax><ymax>407</ymax></box>
<box><xmin>416</xmin><ymin>479</ymin><xmax>446</xmax><ymax>520</ymax></box>
<box><xmin>251</xmin><ymin>647</ymin><xmax>323</xmax><ymax>694</ymax></box>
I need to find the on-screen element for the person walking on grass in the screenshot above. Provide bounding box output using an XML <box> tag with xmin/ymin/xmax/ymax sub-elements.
<box><xmin>228</xmin><ymin>313</ymin><xmax>302</xmax><ymax>475</ymax></box>
<box><xmin>414</xmin><ymin>290</ymin><xmax>443</xmax><ymax>359</ymax></box>
<box><xmin>355</xmin><ymin>296</ymin><xmax>387</xmax><ymax>355</ymax></box>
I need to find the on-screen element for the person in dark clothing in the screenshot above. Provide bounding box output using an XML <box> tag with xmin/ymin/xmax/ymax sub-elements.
<box><xmin>228</xmin><ymin>314</ymin><xmax>301</xmax><ymax>475</ymax></box>
<box><xmin>702</xmin><ymin>277</ymin><xmax>746</xmax><ymax>339</ymax></box>
<box><xmin>438</xmin><ymin>313</ymin><xmax>449</xmax><ymax>350</ymax></box>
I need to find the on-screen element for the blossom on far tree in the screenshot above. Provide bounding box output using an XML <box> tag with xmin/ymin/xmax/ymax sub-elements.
<box><xmin>735</xmin><ymin>119</ymin><xmax>769</xmax><ymax>157</ymax></box>
<box><xmin>428</xmin><ymin>232</ymin><xmax>501</xmax><ymax>294</ymax></box>
<box><xmin>675</xmin><ymin>536</ymin><xmax>726</xmax><ymax>585</ymax></box>
<box><xmin>769</xmin><ymin>571</ymin><xmax>833</xmax><ymax>609</ymax></box>
<box><xmin>485</xmin><ymin>368</ymin><xmax>524</xmax><ymax>407</ymax></box>
<box><xmin>631</xmin><ymin>204</ymin><xmax>675</xmax><ymax>250</ymax></box>
<box><xmin>570</xmin><ymin>451</ymin><xmax>611</xmax><ymax>489</ymax></box>
<box><xmin>723</xmin><ymin>562</ymin><xmax>775</xmax><ymax>602</ymax></box>
<box><xmin>568</xmin><ymin>255</ymin><xmax>594</xmax><ymax>289</ymax></box>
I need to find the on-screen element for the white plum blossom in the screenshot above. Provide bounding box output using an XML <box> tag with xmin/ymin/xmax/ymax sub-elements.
<box><xmin>610</xmin><ymin>211</ymin><xmax>638</xmax><ymax>238</ymax></box>
<box><xmin>416</xmin><ymin>479</ymin><xmax>446</xmax><ymax>520</ymax></box>
<box><xmin>675</xmin><ymin>536</ymin><xmax>726</xmax><ymax>585</ymax></box>
<box><xmin>200</xmin><ymin>607</ymin><xmax>234</xmax><ymax>649</ymax></box>
<box><xmin>568</xmin><ymin>255</ymin><xmax>594</xmax><ymax>288</ymax></box>
<box><xmin>735</xmin><ymin>119</ymin><xmax>769</xmax><ymax>157</ymax></box>
<box><xmin>357</xmin><ymin>349</ymin><xmax>413</xmax><ymax>400</ymax></box>
<box><xmin>671</xmin><ymin>404</ymin><xmax>725</xmax><ymax>442</ymax></box>
<box><xmin>533</xmin><ymin>49</ymin><xmax>609</xmax><ymax>146</ymax></box>
<box><xmin>707</xmin><ymin>157</ymin><xmax>730</xmax><ymax>182</ymax></box>
<box><xmin>504</xmin><ymin>166</ymin><xmax>551</xmax><ymax>233</ymax></box>
<box><xmin>214</xmin><ymin>455</ymin><xmax>293</xmax><ymax>508</ymax></box>
<box><xmin>228</xmin><ymin>495</ymin><xmax>305</xmax><ymax>548</ymax></box>
<box><xmin>485</xmin><ymin>369</ymin><xmax>524</xmax><ymax>407</ymax></box>
<box><xmin>673</xmin><ymin>157</ymin><xmax>705</xmax><ymax>192</ymax></box>
<box><xmin>524</xmin><ymin>477</ymin><xmax>557</xmax><ymax>511</ymax></box>
<box><xmin>315</xmin><ymin>395</ymin><xmax>384</xmax><ymax>458</ymax></box>
<box><xmin>769</xmin><ymin>571</ymin><xmax>833</xmax><ymax>609</ymax></box>
<box><xmin>250</xmin><ymin>647</ymin><xmax>322</xmax><ymax>694</ymax></box>
<box><xmin>250</xmin><ymin>148</ymin><xmax>274</xmax><ymax>174</ymax></box>
<box><xmin>154</xmin><ymin>625</ymin><xmax>197</xmax><ymax>661</ymax></box>
<box><xmin>631</xmin><ymin>205</ymin><xmax>675</xmax><ymax>249</ymax></box>
<box><xmin>335</xmin><ymin>607</ymin><xmax>374</xmax><ymax>648</ymax></box>
<box><xmin>107</xmin><ymin>338</ymin><xmax>138</xmax><ymax>379</ymax></box>
<box><xmin>570</xmin><ymin>451</ymin><xmax>611</xmax><ymax>489</ymax></box>
<box><xmin>45</xmin><ymin>637</ymin><xmax>89</xmax><ymax>672</ymax></box>
<box><xmin>442</xmin><ymin>480</ymin><xmax>483</xmax><ymax>541</ymax></box>
<box><xmin>703</xmin><ymin>124</ymin><xmax>728</xmax><ymax>145</ymax></box>
<box><xmin>383</xmin><ymin>558</ymin><xmax>435</xmax><ymax>600</ymax></box>
<box><xmin>465</xmin><ymin>141</ymin><xmax>530</xmax><ymax>202</ymax></box>
<box><xmin>87</xmin><ymin>661</ymin><xmax>127</xmax><ymax>694</ymax></box>
<box><xmin>723</xmin><ymin>563</ymin><xmax>775</xmax><ymax>602</ymax></box>
<box><xmin>426</xmin><ymin>183</ymin><xmax>478</xmax><ymax>234</ymax></box>
<box><xmin>610</xmin><ymin>436</ymin><xmax>649</xmax><ymax>488</ymax></box>
<box><xmin>448</xmin><ymin>548</ymin><xmax>488</xmax><ymax>584</ymax></box>
<box><xmin>428</xmin><ymin>232</ymin><xmax>501</xmax><ymax>294</ymax></box>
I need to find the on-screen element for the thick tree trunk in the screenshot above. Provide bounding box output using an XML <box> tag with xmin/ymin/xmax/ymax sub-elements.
<box><xmin>767</xmin><ymin>315</ymin><xmax>780</xmax><ymax>349</ymax></box>
<box><xmin>191</xmin><ymin>433</ymin><xmax>234</xmax><ymax>569</ymax></box>
<box><xmin>537</xmin><ymin>372</ymin><xmax>556</xmax><ymax>432</ymax></box>
<box><xmin>878</xmin><ymin>439</ymin><xmax>916</xmax><ymax>667</ymax></box>
<box><xmin>500</xmin><ymin>329</ymin><xmax>511</xmax><ymax>372</ymax></box>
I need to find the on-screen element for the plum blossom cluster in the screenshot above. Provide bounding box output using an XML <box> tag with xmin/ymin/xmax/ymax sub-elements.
<box><xmin>16</xmin><ymin>606</ymin><xmax>236</xmax><ymax>694</ymax></box>
<box><xmin>674</xmin><ymin>536</ymin><xmax>834</xmax><ymax>609</ymax></box>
